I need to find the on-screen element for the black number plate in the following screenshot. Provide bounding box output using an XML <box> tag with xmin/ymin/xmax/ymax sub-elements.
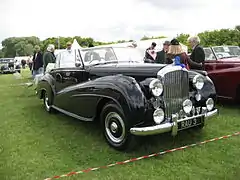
<box><xmin>178</xmin><ymin>117</ymin><xmax>203</xmax><ymax>130</ymax></box>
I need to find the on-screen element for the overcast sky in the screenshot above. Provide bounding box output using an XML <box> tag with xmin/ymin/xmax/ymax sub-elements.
<box><xmin>0</xmin><ymin>0</ymin><xmax>239</xmax><ymax>43</ymax></box>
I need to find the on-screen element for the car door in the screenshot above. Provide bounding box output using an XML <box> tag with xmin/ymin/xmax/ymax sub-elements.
<box><xmin>203</xmin><ymin>47</ymin><xmax>224</xmax><ymax>97</ymax></box>
<box><xmin>204</xmin><ymin>47</ymin><xmax>218</xmax><ymax>72</ymax></box>
<box><xmin>53</xmin><ymin>67</ymin><xmax>90</xmax><ymax>112</ymax></box>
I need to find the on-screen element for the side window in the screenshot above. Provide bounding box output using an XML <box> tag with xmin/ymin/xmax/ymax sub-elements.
<box><xmin>83</xmin><ymin>50</ymin><xmax>101</xmax><ymax>62</ymax></box>
<box><xmin>203</xmin><ymin>48</ymin><xmax>216</xmax><ymax>61</ymax></box>
<box><xmin>82</xmin><ymin>48</ymin><xmax>117</xmax><ymax>63</ymax></box>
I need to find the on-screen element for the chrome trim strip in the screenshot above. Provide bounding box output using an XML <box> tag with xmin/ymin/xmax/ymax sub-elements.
<box><xmin>157</xmin><ymin>64</ymin><xmax>188</xmax><ymax>78</ymax></box>
<box><xmin>177</xmin><ymin>114</ymin><xmax>204</xmax><ymax>122</ymax></box>
<box><xmin>130</xmin><ymin>109</ymin><xmax>218</xmax><ymax>136</ymax></box>
<box><xmin>52</xmin><ymin>105</ymin><xmax>93</xmax><ymax>122</ymax></box>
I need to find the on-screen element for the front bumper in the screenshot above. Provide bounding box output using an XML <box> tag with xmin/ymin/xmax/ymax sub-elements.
<box><xmin>130</xmin><ymin>108</ymin><xmax>218</xmax><ymax>136</ymax></box>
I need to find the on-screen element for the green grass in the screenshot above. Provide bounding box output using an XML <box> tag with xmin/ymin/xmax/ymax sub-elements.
<box><xmin>0</xmin><ymin>70</ymin><xmax>240</xmax><ymax>180</ymax></box>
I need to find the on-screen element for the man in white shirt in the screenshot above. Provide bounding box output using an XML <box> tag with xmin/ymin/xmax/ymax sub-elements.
<box><xmin>56</xmin><ymin>42</ymin><xmax>76</xmax><ymax>68</ymax></box>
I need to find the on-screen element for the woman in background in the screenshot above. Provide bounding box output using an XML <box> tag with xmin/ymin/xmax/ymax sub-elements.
<box><xmin>166</xmin><ymin>38</ymin><xmax>189</xmax><ymax>69</ymax></box>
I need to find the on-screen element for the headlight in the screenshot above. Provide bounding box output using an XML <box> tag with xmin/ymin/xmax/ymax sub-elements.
<box><xmin>149</xmin><ymin>79</ymin><xmax>163</xmax><ymax>96</ymax></box>
<box><xmin>193</xmin><ymin>75</ymin><xmax>204</xmax><ymax>90</ymax></box>
<box><xmin>206</xmin><ymin>98</ymin><xmax>214</xmax><ymax>111</ymax></box>
<box><xmin>153</xmin><ymin>108</ymin><xmax>165</xmax><ymax>124</ymax></box>
<box><xmin>182</xmin><ymin>99</ymin><xmax>193</xmax><ymax>114</ymax></box>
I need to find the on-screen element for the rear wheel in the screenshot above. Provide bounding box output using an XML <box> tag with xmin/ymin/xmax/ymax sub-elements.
<box><xmin>43</xmin><ymin>91</ymin><xmax>53</xmax><ymax>113</ymax></box>
<box><xmin>100</xmin><ymin>102</ymin><xmax>137</xmax><ymax>151</ymax></box>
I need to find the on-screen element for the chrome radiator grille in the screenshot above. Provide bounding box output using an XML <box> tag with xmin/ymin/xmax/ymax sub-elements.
<box><xmin>163</xmin><ymin>70</ymin><xmax>189</xmax><ymax>118</ymax></box>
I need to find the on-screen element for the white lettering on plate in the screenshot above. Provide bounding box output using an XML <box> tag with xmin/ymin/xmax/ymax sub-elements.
<box><xmin>181</xmin><ymin>118</ymin><xmax>197</xmax><ymax>129</ymax></box>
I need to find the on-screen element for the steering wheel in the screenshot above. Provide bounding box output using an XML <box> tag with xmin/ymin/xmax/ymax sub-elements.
<box><xmin>217</xmin><ymin>54</ymin><xmax>223</xmax><ymax>58</ymax></box>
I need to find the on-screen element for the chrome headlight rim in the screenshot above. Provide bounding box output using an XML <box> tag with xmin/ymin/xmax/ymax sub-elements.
<box><xmin>153</xmin><ymin>108</ymin><xmax>165</xmax><ymax>124</ymax></box>
<box><xmin>182</xmin><ymin>99</ymin><xmax>193</xmax><ymax>114</ymax></box>
<box><xmin>206</xmin><ymin>98</ymin><xmax>214</xmax><ymax>111</ymax></box>
<box><xmin>193</xmin><ymin>74</ymin><xmax>204</xmax><ymax>90</ymax></box>
<box><xmin>149</xmin><ymin>79</ymin><xmax>163</xmax><ymax>97</ymax></box>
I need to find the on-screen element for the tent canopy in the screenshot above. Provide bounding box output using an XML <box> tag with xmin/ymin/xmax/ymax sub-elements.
<box><xmin>71</xmin><ymin>39</ymin><xmax>81</xmax><ymax>50</ymax></box>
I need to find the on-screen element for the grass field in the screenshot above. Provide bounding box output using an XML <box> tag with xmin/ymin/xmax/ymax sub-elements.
<box><xmin>0</xmin><ymin>70</ymin><xmax>240</xmax><ymax>180</ymax></box>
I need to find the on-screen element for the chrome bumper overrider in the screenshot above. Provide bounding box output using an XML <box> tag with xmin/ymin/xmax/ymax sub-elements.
<box><xmin>130</xmin><ymin>108</ymin><xmax>218</xmax><ymax>136</ymax></box>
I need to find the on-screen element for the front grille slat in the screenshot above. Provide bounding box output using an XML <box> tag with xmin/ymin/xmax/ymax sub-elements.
<box><xmin>163</xmin><ymin>70</ymin><xmax>189</xmax><ymax>118</ymax></box>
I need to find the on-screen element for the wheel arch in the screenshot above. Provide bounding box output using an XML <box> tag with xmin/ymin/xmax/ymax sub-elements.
<box><xmin>95</xmin><ymin>97</ymin><xmax>121</xmax><ymax>122</ymax></box>
<box><xmin>37</xmin><ymin>79</ymin><xmax>55</xmax><ymax>105</ymax></box>
<box><xmin>90</xmin><ymin>74</ymin><xmax>147</xmax><ymax>126</ymax></box>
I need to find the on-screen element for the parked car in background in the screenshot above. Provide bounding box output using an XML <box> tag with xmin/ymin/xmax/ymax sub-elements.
<box><xmin>203</xmin><ymin>46</ymin><xmax>240</xmax><ymax>101</ymax></box>
<box><xmin>0</xmin><ymin>58</ymin><xmax>21</xmax><ymax>74</ymax></box>
<box><xmin>37</xmin><ymin>46</ymin><xmax>218</xmax><ymax>150</ymax></box>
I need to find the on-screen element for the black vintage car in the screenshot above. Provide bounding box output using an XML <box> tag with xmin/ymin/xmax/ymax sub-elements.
<box><xmin>37</xmin><ymin>46</ymin><xmax>218</xmax><ymax>150</ymax></box>
<box><xmin>0</xmin><ymin>58</ymin><xmax>21</xmax><ymax>74</ymax></box>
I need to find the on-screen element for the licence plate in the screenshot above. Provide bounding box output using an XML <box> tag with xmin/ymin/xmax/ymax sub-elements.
<box><xmin>178</xmin><ymin>117</ymin><xmax>202</xmax><ymax>130</ymax></box>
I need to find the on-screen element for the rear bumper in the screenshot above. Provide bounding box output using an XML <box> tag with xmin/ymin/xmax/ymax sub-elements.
<box><xmin>130</xmin><ymin>108</ymin><xmax>218</xmax><ymax>136</ymax></box>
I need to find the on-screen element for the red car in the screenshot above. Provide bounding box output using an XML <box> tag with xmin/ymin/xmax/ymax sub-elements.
<box><xmin>204</xmin><ymin>46</ymin><xmax>240</xmax><ymax>101</ymax></box>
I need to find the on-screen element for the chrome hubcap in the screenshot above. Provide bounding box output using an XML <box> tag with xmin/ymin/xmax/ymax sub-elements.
<box><xmin>105</xmin><ymin>112</ymin><xmax>125</xmax><ymax>144</ymax></box>
<box><xmin>110</xmin><ymin>122</ymin><xmax>118</xmax><ymax>133</ymax></box>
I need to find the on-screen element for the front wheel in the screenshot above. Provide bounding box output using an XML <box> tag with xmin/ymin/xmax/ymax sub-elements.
<box><xmin>100</xmin><ymin>102</ymin><xmax>137</xmax><ymax>151</ymax></box>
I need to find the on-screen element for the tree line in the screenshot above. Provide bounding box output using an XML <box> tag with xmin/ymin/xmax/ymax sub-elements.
<box><xmin>0</xmin><ymin>26</ymin><xmax>239</xmax><ymax>58</ymax></box>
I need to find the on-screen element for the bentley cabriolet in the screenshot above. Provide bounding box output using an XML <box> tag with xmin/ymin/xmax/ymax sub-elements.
<box><xmin>37</xmin><ymin>46</ymin><xmax>218</xmax><ymax>150</ymax></box>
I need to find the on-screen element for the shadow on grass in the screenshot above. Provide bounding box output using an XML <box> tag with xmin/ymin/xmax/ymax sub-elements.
<box><xmin>40</xmin><ymin>109</ymin><xmax>207</xmax><ymax>157</ymax></box>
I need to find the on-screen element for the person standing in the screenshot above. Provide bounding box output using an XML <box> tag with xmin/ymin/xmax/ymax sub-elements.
<box><xmin>155</xmin><ymin>40</ymin><xmax>170</xmax><ymax>64</ymax></box>
<box><xmin>28</xmin><ymin>56</ymin><xmax>33</xmax><ymax>72</ymax></box>
<box><xmin>55</xmin><ymin>42</ymin><xmax>76</xmax><ymax>68</ymax></box>
<box><xmin>187</xmin><ymin>36</ymin><xmax>205</xmax><ymax>70</ymax></box>
<box><xmin>66</xmin><ymin>41</ymin><xmax>72</xmax><ymax>50</ymax></box>
<box><xmin>144</xmin><ymin>42</ymin><xmax>157</xmax><ymax>62</ymax></box>
<box><xmin>166</xmin><ymin>38</ymin><xmax>190</xmax><ymax>69</ymax></box>
<box><xmin>32</xmin><ymin>45</ymin><xmax>43</xmax><ymax>78</ymax></box>
<box><xmin>43</xmin><ymin>44</ymin><xmax>56</xmax><ymax>73</ymax></box>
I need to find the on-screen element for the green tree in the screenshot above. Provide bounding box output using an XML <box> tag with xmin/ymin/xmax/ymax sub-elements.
<box><xmin>141</xmin><ymin>35</ymin><xmax>166</xmax><ymax>40</ymax></box>
<box><xmin>25</xmin><ymin>44</ymin><xmax>34</xmax><ymax>56</ymax></box>
<box><xmin>141</xmin><ymin>35</ymin><xmax>150</xmax><ymax>40</ymax></box>
<box><xmin>117</xmin><ymin>40</ymin><xmax>127</xmax><ymax>43</ymax></box>
<box><xmin>0</xmin><ymin>49</ymin><xmax>4</xmax><ymax>58</ymax></box>
<box><xmin>14</xmin><ymin>41</ymin><xmax>26</xmax><ymax>56</ymax></box>
<box><xmin>1</xmin><ymin>36</ymin><xmax>40</xmax><ymax>57</ymax></box>
<box><xmin>198</xmin><ymin>28</ymin><xmax>240</xmax><ymax>46</ymax></box>
<box><xmin>235</xmin><ymin>25</ymin><xmax>240</xmax><ymax>31</ymax></box>
<box><xmin>176</xmin><ymin>33</ymin><xmax>190</xmax><ymax>45</ymax></box>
